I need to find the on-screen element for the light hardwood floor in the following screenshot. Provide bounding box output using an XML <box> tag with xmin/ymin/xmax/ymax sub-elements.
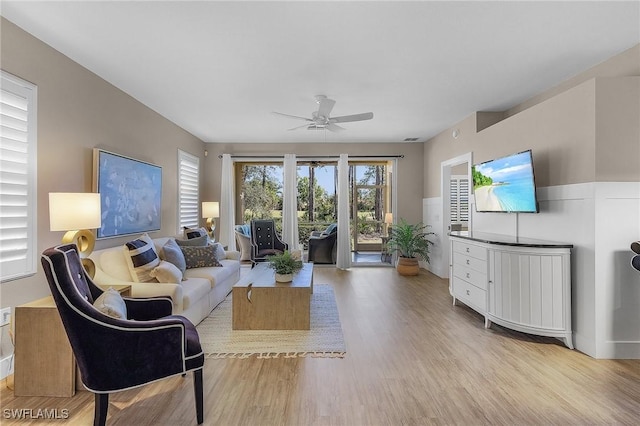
<box><xmin>2</xmin><ymin>267</ymin><xmax>640</xmax><ymax>425</ymax></box>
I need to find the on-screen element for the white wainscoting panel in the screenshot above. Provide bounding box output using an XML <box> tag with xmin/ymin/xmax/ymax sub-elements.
<box><xmin>423</xmin><ymin>197</ymin><xmax>445</xmax><ymax>277</ymax></box>
<box><xmin>594</xmin><ymin>182</ymin><xmax>640</xmax><ymax>358</ymax></box>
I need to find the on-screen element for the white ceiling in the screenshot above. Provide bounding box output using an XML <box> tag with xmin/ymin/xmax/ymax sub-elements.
<box><xmin>2</xmin><ymin>1</ymin><xmax>639</xmax><ymax>144</ymax></box>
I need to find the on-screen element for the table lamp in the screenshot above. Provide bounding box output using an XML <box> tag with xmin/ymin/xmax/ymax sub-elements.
<box><xmin>49</xmin><ymin>192</ymin><xmax>101</xmax><ymax>277</ymax></box>
<box><xmin>202</xmin><ymin>201</ymin><xmax>219</xmax><ymax>236</ymax></box>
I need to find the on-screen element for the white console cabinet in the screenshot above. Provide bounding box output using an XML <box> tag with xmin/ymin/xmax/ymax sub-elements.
<box><xmin>449</xmin><ymin>232</ymin><xmax>573</xmax><ymax>349</ymax></box>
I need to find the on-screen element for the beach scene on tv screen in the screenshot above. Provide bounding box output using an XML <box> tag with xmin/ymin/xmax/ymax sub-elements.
<box><xmin>473</xmin><ymin>151</ymin><xmax>537</xmax><ymax>212</ymax></box>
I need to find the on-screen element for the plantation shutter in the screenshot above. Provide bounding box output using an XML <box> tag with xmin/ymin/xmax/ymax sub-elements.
<box><xmin>178</xmin><ymin>149</ymin><xmax>199</xmax><ymax>231</ymax></box>
<box><xmin>459</xmin><ymin>177</ymin><xmax>469</xmax><ymax>223</ymax></box>
<box><xmin>0</xmin><ymin>71</ymin><xmax>38</xmax><ymax>281</ymax></box>
<box><xmin>450</xmin><ymin>176</ymin><xmax>469</xmax><ymax>224</ymax></box>
<box><xmin>450</xmin><ymin>179</ymin><xmax>459</xmax><ymax>222</ymax></box>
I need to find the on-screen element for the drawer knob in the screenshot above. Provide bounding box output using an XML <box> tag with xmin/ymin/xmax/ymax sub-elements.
<box><xmin>466</xmin><ymin>290</ymin><xmax>470</xmax><ymax>296</ymax></box>
<box><xmin>466</xmin><ymin>247</ymin><xmax>470</xmax><ymax>253</ymax></box>
<box><xmin>466</xmin><ymin>259</ymin><xmax>470</xmax><ymax>265</ymax></box>
<box><xmin>466</xmin><ymin>272</ymin><xmax>470</xmax><ymax>278</ymax></box>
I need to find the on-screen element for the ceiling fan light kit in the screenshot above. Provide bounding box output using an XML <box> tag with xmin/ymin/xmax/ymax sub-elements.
<box><xmin>273</xmin><ymin>95</ymin><xmax>373</xmax><ymax>132</ymax></box>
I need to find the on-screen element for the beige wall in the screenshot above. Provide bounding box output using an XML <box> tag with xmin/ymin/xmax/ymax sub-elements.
<box><xmin>423</xmin><ymin>44</ymin><xmax>640</xmax><ymax>198</ymax></box>
<box><xmin>595</xmin><ymin>77</ymin><xmax>640</xmax><ymax>181</ymax></box>
<box><xmin>507</xmin><ymin>45</ymin><xmax>640</xmax><ymax>117</ymax></box>
<box><xmin>0</xmin><ymin>18</ymin><xmax>206</xmax><ymax>309</ymax></box>
<box><xmin>202</xmin><ymin>142</ymin><xmax>425</xmax><ymax>227</ymax></box>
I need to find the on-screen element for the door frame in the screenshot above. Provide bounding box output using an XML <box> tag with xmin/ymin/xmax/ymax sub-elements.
<box><xmin>439</xmin><ymin>152</ymin><xmax>473</xmax><ymax>278</ymax></box>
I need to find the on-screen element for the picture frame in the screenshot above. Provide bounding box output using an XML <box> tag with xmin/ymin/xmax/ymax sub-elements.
<box><xmin>93</xmin><ymin>149</ymin><xmax>162</xmax><ymax>239</ymax></box>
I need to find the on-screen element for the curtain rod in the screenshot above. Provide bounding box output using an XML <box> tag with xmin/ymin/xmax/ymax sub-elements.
<box><xmin>217</xmin><ymin>154</ymin><xmax>404</xmax><ymax>159</ymax></box>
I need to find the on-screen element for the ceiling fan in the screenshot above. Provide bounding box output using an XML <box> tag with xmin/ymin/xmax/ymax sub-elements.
<box><xmin>273</xmin><ymin>95</ymin><xmax>373</xmax><ymax>132</ymax></box>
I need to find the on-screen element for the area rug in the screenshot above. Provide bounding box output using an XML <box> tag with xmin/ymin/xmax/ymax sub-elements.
<box><xmin>196</xmin><ymin>284</ymin><xmax>346</xmax><ymax>359</ymax></box>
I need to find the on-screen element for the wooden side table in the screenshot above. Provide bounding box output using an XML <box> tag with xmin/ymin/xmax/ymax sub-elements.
<box><xmin>14</xmin><ymin>296</ymin><xmax>76</xmax><ymax>397</ymax></box>
<box><xmin>14</xmin><ymin>284</ymin><xmax>132</xmax><ymax>397</ymax></box>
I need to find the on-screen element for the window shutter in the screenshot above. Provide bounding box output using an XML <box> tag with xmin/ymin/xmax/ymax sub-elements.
<box><xmin>450</xmin><ymin>179</ymin><xmax>459</xmax><ymax>222</ymax></box>
<box><xmin>178</xmin><ymin>150</ymin><xmax>199</xmax><ymax>231</ymax></box>
<box><xmin>450</xmin><ymin>176</ymin><xmax>469</xmax><ymax>225</ymax></box>
<box><xmin>459</xmin><ymin>177</ymin><xmax>469</xmax><ymax>223</ymax></box>
<box><xmin>0</xmin><ymin>71</ymin><xmax>37</xmax><ymax>281</ymax></box>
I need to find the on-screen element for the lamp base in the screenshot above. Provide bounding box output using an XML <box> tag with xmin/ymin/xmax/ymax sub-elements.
<box><xmin>206</xmin><ymin>218</ymin><xmax>216</xmax><ymax>237</ymax></box>
<box><xmin>61</xmin><ymin>229</ymin><xmax>97</xmax><ymax>278</ymax></box>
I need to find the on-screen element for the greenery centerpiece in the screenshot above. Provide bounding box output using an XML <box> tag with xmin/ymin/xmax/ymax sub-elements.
<box><xmin>387</xmin><ymin>219</ymin><xmax>435</xmax><ymax>276</ymax></box>
<box><xmin>267</xmin><ymin>250</ymin><xmax>303</xmax><ymax>282</ymax></box>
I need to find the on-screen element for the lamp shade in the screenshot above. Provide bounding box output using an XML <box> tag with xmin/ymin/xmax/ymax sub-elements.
<box><xmin>49</xmin><ymin>193</ymin><xmax>102</xmax><ymax>231</ymax></box>
<box><xmin>202</xmin><ymin>201</ymin><xmax>219</xmax><ymax>218</ymax></box>
<box><xmin>384</xmin><ymin>212</ymin><xmax>393</xmax><ymax>224</ymax></box>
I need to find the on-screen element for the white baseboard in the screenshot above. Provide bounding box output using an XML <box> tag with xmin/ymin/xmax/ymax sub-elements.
<box><xmin>1</xmin><ymin>355</ymin><xmax>13</xmax><ymax>380</ymax></box>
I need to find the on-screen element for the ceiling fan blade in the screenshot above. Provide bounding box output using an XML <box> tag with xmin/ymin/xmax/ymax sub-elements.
<box><xmin>272</xmin><ymin>111</ymin><xmax>313</xmax><ymax>122</ymax></box>
<box><xmin>287</xmin><ymin>123</ymin><xmax>311</xmax><ymax>131</ymax></box>
<box><xmin>326</xmin><ymin>123</ymin><xmax>345</xmax><ymax>132</ymax></box>
<box><xmin>331</xmin><ymin>112</ymin><xmax>374</xmax><ymax>123</ymax></box>
<box><xmin>317</xmin><ymin>97</ymin><xmax>336</xmax><ymax>119</ymax></box>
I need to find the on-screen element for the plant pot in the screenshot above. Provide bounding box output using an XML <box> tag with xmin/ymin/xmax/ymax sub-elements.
<box><xmin>396</xmin><ymin>257</ymin><xmax>419</xmax><ymax>276</ymax></box>
<box><xmin>275</xmin><ymin>273</ymin><xmax>293</xmax><ymax>282</ymax></box>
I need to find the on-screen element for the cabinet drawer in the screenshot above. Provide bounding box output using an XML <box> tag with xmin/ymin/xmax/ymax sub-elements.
<box><xmin>453</xmin><ymin>264</ymin><xmax>487</xmax><ymax>290</ymax></box>
<box><xmin>452</xmin><ymin>276</ymin><xmax>487</xmax><ymax>311</ymax></box>
<box><xmin>453</xmin><ymin>252</ymin><xmax>487</xmax><ymax>274</ymax></box>
<box><xmin>452</xmin><ymin>241</ymin><xmax>487</xmax><ymax>261</ymax></box>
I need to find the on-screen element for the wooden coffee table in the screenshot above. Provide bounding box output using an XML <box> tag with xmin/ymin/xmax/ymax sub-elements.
<box><xmin>232</xmin><ymin>263</ymin><xmax>313</xmax><ymax>330</ymax></box>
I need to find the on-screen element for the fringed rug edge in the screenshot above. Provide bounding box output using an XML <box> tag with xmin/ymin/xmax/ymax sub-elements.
<box><xmin>205</xmin><ymin>351</ymin><xmax>346</xmax><ymax>359</ymax></box>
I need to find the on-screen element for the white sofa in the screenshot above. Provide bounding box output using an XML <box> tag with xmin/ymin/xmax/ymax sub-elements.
<box><xmin>89</xmin><ymin>236</ymin><xmax>241</xmax><ymax>325</ymax></box>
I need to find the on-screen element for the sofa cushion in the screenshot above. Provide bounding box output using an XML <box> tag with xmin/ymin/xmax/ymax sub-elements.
<box><xmin>176</xmin><ymin>235</ymin><xmax>209</xmax><ymax>247</ymax></box>
<box><xmin>123</xmin><ymin>233</ymin><xmax>160</xmax><ymax>282</ymax></box>
<box><xmin>149</xmin><ymin>260</ymin><xmax>183</xmax><ymax>283</ymax></box>
<box><xmin>180</xmin><ymin>277</ymin><xmax>211</xmax><ymax>312</ymax></box>
<box><xmin>161</xmin><ymin>239</ymin><xmax>187</xmax><ymax>276</ymax></box>
<box><xmin>93</xmin><ymin>288</ymin><xmax>127</xmax><ymax>319</ymax></box>
<box><xmin>181</xmin><ymin>245</ymin><xmax>222</xmax><ymax>269</ymax></box>
<box><xmin>183</xmin><ymin>259</ymin><xmax>238</xmax><ymax>288</ymax></box>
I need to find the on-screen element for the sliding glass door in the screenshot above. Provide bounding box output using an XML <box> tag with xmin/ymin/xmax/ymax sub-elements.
<box><xmin>350</xmin><ymin>163</ymin><xmax>393</xmax><ymax>265</ymax></box>
<box><xmin>235</xmin><ymin>158</ymin><xmax>394</xmax><ymax>265</ymax></box>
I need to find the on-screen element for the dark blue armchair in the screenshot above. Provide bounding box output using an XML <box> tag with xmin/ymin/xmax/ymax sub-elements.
<box><xmin>250</xmin><ymin>219</ymin><xmax>288</xmax><ymax>264</ymax></box>
<box><xmin>41</xmin><ymin>244</ymin><xmax>204</xmax><ymax>426</ymax></box>
<box><xmin>308</xmin><ymin>224</ymin><xmax>338</xmax><ymax>264</ymax></box>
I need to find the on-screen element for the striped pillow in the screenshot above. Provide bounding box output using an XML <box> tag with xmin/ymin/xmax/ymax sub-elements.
<box><xmin>123</xmin><ymin>233</ymin><xmax>160</xmax><ymax>282</ymax></box>
<box><xmin>183</xmin><ymin>226</ymin><xmax>209</xmax><ymax>240</ymax></box>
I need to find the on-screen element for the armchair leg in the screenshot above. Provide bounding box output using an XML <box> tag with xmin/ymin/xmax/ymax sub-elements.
<box><xmin>94</xmin><ymin>393</ymin><xmax>109</xmax><ymax>426</ymax></box>
<box><xmin>193</xmin><ymin>369</ymin><xmax>204</xmax><ymax>424</ymax></box>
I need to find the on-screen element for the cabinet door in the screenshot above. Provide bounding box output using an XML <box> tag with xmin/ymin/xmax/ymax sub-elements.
<box><xmin>488</xmin><ymin>249</ymin><xmax>569</xmax><ymax>331</ymax></box>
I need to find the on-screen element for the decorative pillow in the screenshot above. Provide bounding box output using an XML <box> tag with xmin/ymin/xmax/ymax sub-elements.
<box><xmin>123</xmin><ymin>233</ymin><xmax>160</xmax><ymax>282</ymax></box>
<box><xmin>161</xmin><ymin>239</ymin><xmax>187</xmax><ymax>276</ymax></box>
<box><xmin>149</xmin><ymin>260</ymin><xmax>183</xmax><ymax>283</ymax></box>
<box><xmin>93</xmin><ymin>288</ymin><xmax>127</xmax><ymax>319</ymax></box>
<box><xmin>180</xmin><ymin>245</ymin><xmax>222</xmax><ymax>269</ymax></box>
<box><xmin>212</xmin><ymin>242</ymin><xmax>226</xmax><ymax>261</ymax></box>
<box><xmin>183</xmin><ymin>226</ymin><xmax>209</xmax><ymax>240</ymax></box>
<box><xmin>176</xmin><ymin>234</ymin><xmax>209</xmax><ymax>247</ymax></box>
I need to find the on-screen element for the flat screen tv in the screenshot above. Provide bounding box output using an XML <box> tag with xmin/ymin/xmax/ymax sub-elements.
<box><xmin>472</xmin><ymin>149</ymin><xmax>539</xmax><ymax>213</ymax></box>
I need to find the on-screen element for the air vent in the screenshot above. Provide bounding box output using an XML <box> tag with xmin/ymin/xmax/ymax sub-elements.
<box><xmin>403</xmin><ymin>137</ymin><xmax>419</xmax><ymax>142</ymax></box>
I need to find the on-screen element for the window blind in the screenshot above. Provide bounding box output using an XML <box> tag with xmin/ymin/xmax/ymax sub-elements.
<box><xmin>178</xmin><ymin>149</ymin><xmax>199</xmax><ymax>231</ymax></box>
<box><xmin>0</xmin><ymin>71</ymin><xmax>37</xmax><ymax>282</ymax></box>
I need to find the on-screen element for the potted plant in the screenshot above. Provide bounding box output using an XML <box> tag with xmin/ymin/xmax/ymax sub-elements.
<box><xmin>266</xmin><ymin>250</ymin><xmax>303</xmax><ymax>282</ymax></box>
<box><xmin>387</xmin><ymin>219</ymin><xmax>435</xmax><ymax>276</ymax></box>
